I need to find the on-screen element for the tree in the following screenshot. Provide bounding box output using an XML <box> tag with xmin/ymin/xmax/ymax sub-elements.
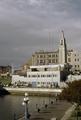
<box><xmin>59</xmin><ymin>80</ymin><xmax>81</xmax><ymax>119</ymax></box>
<box><xmin>59</xmin><ymin>80</ymin><xmax>81</xmax><ymax>104</ymax></box>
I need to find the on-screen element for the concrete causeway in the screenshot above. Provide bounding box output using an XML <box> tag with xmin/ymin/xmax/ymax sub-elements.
<box><xmin>4</xmin><ymin>87</ymin><xmax>62</xmax><ymax>95</ymax></box>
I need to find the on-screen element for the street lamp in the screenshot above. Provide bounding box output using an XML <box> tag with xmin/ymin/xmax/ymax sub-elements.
<box><xmin>22</xmin><ymin>93</ymin><xmax>30</xmax><ymax>120</ymax></box>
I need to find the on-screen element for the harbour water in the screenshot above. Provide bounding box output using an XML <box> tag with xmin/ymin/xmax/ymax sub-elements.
<box><xmin>0</xmin><ymin>95</ymin><xmax>50</xmax><ymax>120</ymax></box>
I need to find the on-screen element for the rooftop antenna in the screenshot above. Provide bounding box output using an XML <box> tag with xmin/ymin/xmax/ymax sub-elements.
<box><xmin>11</xmin><ymin>63</ymin><xmax>14</xmax><ymax>75</ymax></box>
<box><xmin>49</xmin><ymin>31</ymin><xmax>55</xmax><ymax>51</ymax></box>
<box><xmin>48</xmin><ymin>31</ymin><xmax>51</xmax><ymax>51</ymax></box>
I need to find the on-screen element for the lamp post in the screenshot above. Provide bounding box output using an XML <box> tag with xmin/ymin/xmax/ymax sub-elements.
<box><xmin>22</xmin><ymin>93</ymin><xmax>29</xmax><ymax>120</ymax></box>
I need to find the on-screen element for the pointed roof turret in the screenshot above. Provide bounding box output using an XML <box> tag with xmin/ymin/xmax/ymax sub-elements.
<box><xmin>60</xmin><ymin>30</ymin><xmax>66</xmax><ymax>45</ymax></box>
<box><xmin>59</xmin><ymin>30</ymin><xmax>67</xmax><ymax>64</ymax></box>
<box><xmin>61</xmin><ymin>30</ymin><xmax>65</xmax><ymax>40</ymax></box>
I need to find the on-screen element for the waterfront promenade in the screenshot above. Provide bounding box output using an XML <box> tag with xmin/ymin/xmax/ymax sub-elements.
<box><xmin>18</xmin><ymin>100</ymin><xmax>72</xmax><ymax>120</ymax></box>
<box><xmin>4</xmin><ymin>87</ymin><xmax>76</xmax><ymax>120</ymax></box>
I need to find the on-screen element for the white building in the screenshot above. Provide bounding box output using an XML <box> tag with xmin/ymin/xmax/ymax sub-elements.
<box><xmin>67</xmin><ymin>74</ymin><xmax>81</xmax><ymax>82</ymax></box>
<box><xmin>12</xmin><ymin>64</ymin><xmax>68</xmax><ymax>88</ymax></box>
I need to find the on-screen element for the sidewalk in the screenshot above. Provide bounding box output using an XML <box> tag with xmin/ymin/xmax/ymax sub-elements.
<box><xmin>18</xmin><ymin>100</ymin><xmax>71</xmax><ymax>120</ymax></box>
<box><xmin>61</xmin><ymin>103</ymin><xmax>77</xmax><ymax>120</ymax></box>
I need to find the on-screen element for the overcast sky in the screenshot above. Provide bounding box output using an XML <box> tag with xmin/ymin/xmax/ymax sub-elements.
<box><xmin>0</xmin><ymin>0</ymin><xmax>81</xmax><ymax>66</ymax></box>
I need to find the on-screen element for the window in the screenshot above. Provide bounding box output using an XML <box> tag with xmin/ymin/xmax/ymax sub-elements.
<box><xmin>78</xmin><ymin>59</ymin><xmax>79</xmax><ymax>61</ymax></box>
<box><xmin>78</xmin><ymin>65</ymin><xmax>79</xmax><ymax>68</ymax></box>
<box><xmin>53</xmin><ymin>74</ymin><xmax>57</xmax><ymax>77</ymax></box>
<box><xmin>48</xmin><ymin>55</ymin><xmax>51</xmax><ymax>57</ymax></box>
<box><xmin>32</xmin><ymin>68</ymin><xmax>38</xmax><ymax>71</ymax></box>
<box><xmin>68</xmin><ymin>53</ymin><xmax>71</xmax><ymax>56</ymax></box>
<box><xmin>44</xmin><ymin>68</ymin><xmax>47</xmax><ymax>71</ymax></box>
<box><xmin>47</xmin><ymin>75</ymin><xmax>51</xmax><ymax>77</ymax></box>
<box><xmin>55</xmin><ymin>74</ymin><xmax>57</xmax><ymax>77</ymax></box>
<box><xmin>40</xmin><ymin>55</ymin><xmax>43</xmax><ymax>58</ymax></box>
<box><xmin>42</xmin><ymin>82</ymin><xmax>45</xmax><ymax>84</ymax></box>
<box><xmin>38</xmin><ymin>75</ymin><xmax>40</xmax><ymax>77</ymax></box>
<box><xmin>68</xmin><ymin>58</ymin><xmax>71</xmax><ymax>62</ymax></box>
<box><xmin>41</xmin><ymin>75</ymin><xmax>45</xmax><ymax>77</ymax></box>
<box><xmin>42</xmin><ymin>75</ymin><xmax>45</xmax><ymax>77</ymax></box>
<box><xmin>28</xmin><ymin>75</ymin><xmax>31</xmax><ymax>77</ymax></box>
<box><xmin>32</xmin><ymin>75</ymin><xmax>37</xmax><ymax>77</ymax></box>
<box><xmin>40</xmin><ymin>60</ymin><xmax>43</xmax><ymax>63</ymax></box>
<box><xmin>53</xmin><ymin>75</ymin><xmax>55</xmax><ymax>77</ymax></box>
<box><xmin>37</xmin><ymin>60</ymin><xmax>39</xmax><ymax>64</ymax></box>
<box><xmin>47</xmin><ymin>82</ymin><xmax>50</xmax><ymax>84</ymax></box>
<box><xmin>52</xmin><ymin>59</ymin><xmax>55</xmax><ymax>63</ymax></box>
<box><xmin>61</xmin><ymin>40</ymin><xmax>63</xmax><ymax>45</ymax></box>
<box><xmin>52</xmin><ymin>54</ymin><xmax>55</xmax><ymax>57</ymax></box>
<box><xmin>41</xmin><ymin>75</ymin><xmax>43</xmax><ymax>77</ymax></box>
<box><xmin>44</xmin><ymin>55</ymin><xmax>45</xmax><ymax>58</ymax></box>
<box><xmin>37</xmin><ymin>82</ymin><xmax>40</xmax><ymax>84</ymax></box>
<box><xmin>56</xmin><ymin>59</ymin><xmax>58</xmax><ymax>63</ymax></box>
<box><xmin>48</xmin><ymin>59</ymin><xmax>51</xmax><ymax>63</ymax></box>
<box><xmin>37</xmin><ymin>55</ymin><xmax>39</xmax><ymax>58</ymax></box>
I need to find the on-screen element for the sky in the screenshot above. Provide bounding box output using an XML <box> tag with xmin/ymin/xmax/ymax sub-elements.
<box><xmin>0</xmin><ymin>0</ymin><xmax>81</xmax><ymax>66</ymax></box>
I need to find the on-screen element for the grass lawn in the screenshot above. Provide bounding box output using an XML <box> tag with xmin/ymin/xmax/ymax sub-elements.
<box><xmin>0</xmin><ymin>77</ymin><xmax>11</xmax><ymax>86</ymax></box>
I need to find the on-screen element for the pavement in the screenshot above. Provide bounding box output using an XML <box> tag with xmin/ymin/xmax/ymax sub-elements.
<box><xmin>18</xmin><ymin>100</ymin><xmax>72</xmax><ymax>120</ymax></box>
<box><xmin>61</xmin><ymin>103</ymin><xmax>77</xmax><ymax>120</ymax></box>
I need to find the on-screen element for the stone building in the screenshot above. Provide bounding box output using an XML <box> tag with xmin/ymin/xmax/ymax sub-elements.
<box><xmin>32</xmin><ymin>50</ymin><xmax>59</xmax><ymax>65</ymax></box>
<box><xmin>32</xmin><ymin>31</ymin><xmax>67</xmax><ymax>66</ymax></box>
<box><xmin>20</xmin><ymin>31</ymin><xmax>81</xmax><ymax>73</ymax></box>
<box><xmin>32</xmin><ymin>31</ymin><xmax>81</xmax><ymax>72</ymax></box>
<box><xmin>67</xmin><ymin>50</ymin><xmax>81</xmax><ymax>72</ymax></box>
<box><xmin>0</xmin><ymin>66</ymin><xmax>12</xmax><ymax>77</ymax></box>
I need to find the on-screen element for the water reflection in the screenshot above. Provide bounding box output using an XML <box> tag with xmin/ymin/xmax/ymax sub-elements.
<box><xmin>0</xmin><ymin>95</ymin><xmax>52</xmax><ymax>120</ymax></box>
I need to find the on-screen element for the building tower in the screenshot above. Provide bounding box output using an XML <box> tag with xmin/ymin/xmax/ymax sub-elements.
<box><xmin>59</xmin><ymin>31</ymin><xmax>67</xmax><ymax>64</ymax></box>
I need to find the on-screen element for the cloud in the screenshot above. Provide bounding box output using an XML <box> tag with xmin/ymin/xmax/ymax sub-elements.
<box><xmin>0</xmin><ymin>0</ymin><xmax>81</xmax><ymax>65</ymax></box>
<box><xmin>28</xmin><ymin>0</ymin><xmax>41</xmax><ymax>5</ymax></box>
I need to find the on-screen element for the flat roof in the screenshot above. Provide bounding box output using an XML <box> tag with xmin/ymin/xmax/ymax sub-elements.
<box><xmin>30</xmin><ymin>64</ymin><xmax>64</xmax><ymax>69</ymax></box>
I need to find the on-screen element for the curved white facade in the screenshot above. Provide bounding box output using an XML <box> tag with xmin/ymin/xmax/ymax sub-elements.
<box><xmin>12</xmin><ymin>64</ymin><xmax>65</xmax><ymax>88</ymax></box>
